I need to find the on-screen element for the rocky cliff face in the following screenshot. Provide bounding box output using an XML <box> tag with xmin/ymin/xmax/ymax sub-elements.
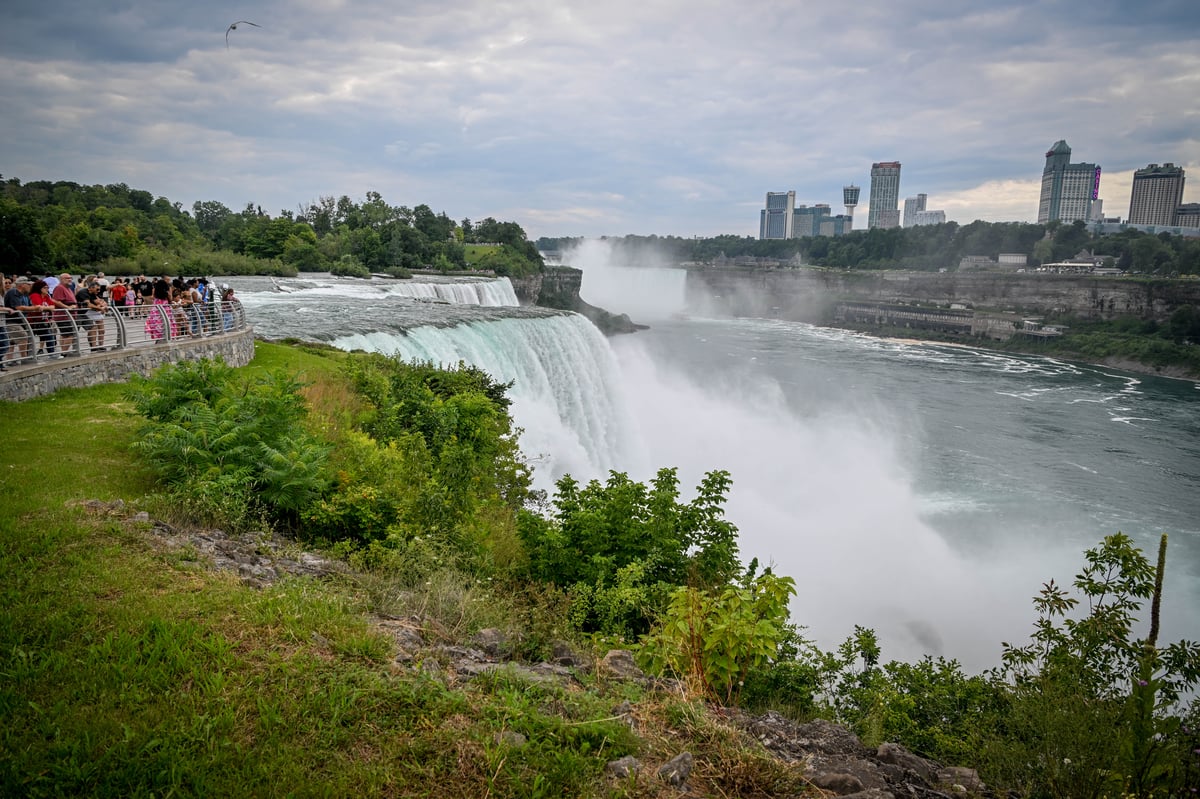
<box><xmin>687</xmin><ymin>268</ymin><xmax>1200</xmax><ymax>324</ymax></box>
<box><xmin>513</xmin><ymin>266</ymin><xmax>647</xmax><ymax>335</ymax></box>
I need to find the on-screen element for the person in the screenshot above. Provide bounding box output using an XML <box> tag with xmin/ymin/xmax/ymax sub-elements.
<box><xmin>0</xmin><ymin>273</ymin><xmax>9</xmax><ymax>371</ymax></box>
<box><xmin>177</xmin><ymin>279</ymin><xmax>197</xmax><ymax>336</ymax></box>
<box><xmin>221</xmin><ymin>284</ymin><xmax>236</xmax><ymax>331</ymax></box>
<box><xmin>29</xmin><ymin>279</ymin><xmax>61</xmax><ymax>358</ymax></box>
<box><xmin>51</xmin><ymin>273</ymin><xmax>78</xmax><ymax>355</ymax></box>
<box><xmin>109</xmin><ymin>278</ymin><xmax>128</xmax><ymax>310</ymax></box>
<box><xmin>145</xmin><ymin>275</ymin><xmax>175</xmax><ymax>340</ymax></box>
<box><xmin>75</xmin><ymin>276</ymin><xmax>108</xmax><ymax>351</ymax></box>
<box><xmin>3</xmin><ymin>276</ymin><xmax>40</xmax><ymax>364</ymax></box>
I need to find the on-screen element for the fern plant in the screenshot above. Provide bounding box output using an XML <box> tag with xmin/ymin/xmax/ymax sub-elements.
<box><xmin>127</xmin><ymin>358</ymin><xmax>330</xmax><ymax>529</ymax></box>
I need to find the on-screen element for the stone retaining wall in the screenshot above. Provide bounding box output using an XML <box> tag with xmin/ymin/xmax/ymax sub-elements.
<box><xmin>0</xmin><ymin>328</ymin><xmax>256</xmax><ymax>402</ymax></box>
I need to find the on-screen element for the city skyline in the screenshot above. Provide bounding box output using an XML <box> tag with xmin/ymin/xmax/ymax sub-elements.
<box><xmin>1</xmin><ymin>1</ymin><xmax>1198</xmax><ymax>239</ymax></box>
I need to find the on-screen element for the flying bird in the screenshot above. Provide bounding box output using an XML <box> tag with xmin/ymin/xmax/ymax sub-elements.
<box><xmin>225</xmin><ymin>20</ymin><xmax>261</xmax><ymax>49</ymax></box>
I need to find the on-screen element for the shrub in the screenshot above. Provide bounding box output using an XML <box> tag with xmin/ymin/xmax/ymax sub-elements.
<box><xmin>640</xmin><ymin>570</ymin><xmax>795</xmax><ymax>704</ymax></box>
<box><xmin>518</xmin><ymin>467</ymin><xmax>741</xmax><ymax>638</ymax></box>
<box><xmin>126</xmin><ymin>358</ymin><xmax>329</xmax><ymax>529</ymax></box>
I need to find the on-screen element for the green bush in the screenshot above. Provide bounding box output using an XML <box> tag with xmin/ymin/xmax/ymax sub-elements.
<box><xmin>330</xmin><ymin>255</ymin><xmax>370</xmax><ymax>278</ymax></box>
<box><xmin>126</xmin><ymin>358</ymin><xmax>329</xmax><ymax>529</ymax></box>
<box><xmin>517</xmin><ymin>467</ymin><xmax>741</xmax><ymax>638</ymax></box>
<box><xmin>640</xmin><ymin>570</ymin><xmax>795</xmax><ymax>704</ymax></box>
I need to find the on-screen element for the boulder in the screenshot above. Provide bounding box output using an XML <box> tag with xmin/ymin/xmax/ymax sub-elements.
<box><xmin>605</xmin><ymin>755</ymin><xmax>640</xmax><ymax>780</ymax></box>
<box><xmin>876</xmin><ymin>742</ymin><xmax>937</xmax><ymax>784</ymax></box>
<box><xmin>657</xmin><ymin>752</ymin><xmax>693</xmax><ymax>788</ymax></box>
<box><xmin>599</xmin><ymin>650</ymin><xmax>646</xmax><ymax>681</ymax></box>
<box><xmin>937</xmin><ymin>766</ymin><xmax>986</xmax><ymax>793</ymax></box>
<box><xmin>471</xmin><ymin>628</ymin><xmax>508</xmax><ymax>657</ymax></box>
<box><xmin>811</xmin><ymin>772</ymin><xmax>866</xmax><ymax>795</ymax></box>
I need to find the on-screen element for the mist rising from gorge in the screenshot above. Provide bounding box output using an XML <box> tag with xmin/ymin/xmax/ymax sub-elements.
<box><xmin>564</xmin><ymin>237</ymin><xmax>1078</xmax><ymax>669</ymax></box>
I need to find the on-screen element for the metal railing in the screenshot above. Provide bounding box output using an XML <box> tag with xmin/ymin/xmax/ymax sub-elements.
<box><xmin>0</xmin><ymin>299</ymin><xmax>247</xmax><ymax>371</ymax></box>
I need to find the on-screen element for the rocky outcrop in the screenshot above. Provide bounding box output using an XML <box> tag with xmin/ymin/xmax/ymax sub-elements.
<box><xmin>511</xmin><ymin>266</ymin><xmax>648</xmax><ymax>335</ymax></box>
<box><xmin>740</xmin><ymin>711</ymin><xmax>988</xmax><ymax>798</ymax></box>
<box><xmin>85</xmin><ymin>498</ymin><xmax>344</xmax><ymax>589</ymax></box>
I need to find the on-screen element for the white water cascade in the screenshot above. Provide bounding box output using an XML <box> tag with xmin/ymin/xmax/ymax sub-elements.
<box><xmin>236</xmin><ymin>261</ymin><xmax>1199</xmax><ymax>669</ymax></box>
<box><xmin>378</xmin><ymin>277</ymin><xmax>519</xmax><ymax>306</ymax></box>
<box><xmin>242</xmin><ymin>275</ymin><xmax>520</xmax><ymax>308</ymax></box>
<box><xmin>331</xmin><ymin>313</ymin><xmax>646</xmax><ymax>490</ymax></box>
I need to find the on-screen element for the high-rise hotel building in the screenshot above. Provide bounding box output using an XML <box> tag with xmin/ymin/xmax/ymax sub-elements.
<box><xmin>1037</xmin><ymin>140</ymin><xmax>1101</xmax><ymax>224</ymax></box>
<box><xmin>759</xmin><ymin>191</ymin><xmax>796</xmax><ymax>239</ymax></box>
<box><xmin>868</xmin><ymin>162</ymin><xmax>902</xmax><ymax>230</ymax></box>
<box><xmin>1128</xmin><ymin>163</ymin><xmax>1185</xmax><ymax>226</ymax></box>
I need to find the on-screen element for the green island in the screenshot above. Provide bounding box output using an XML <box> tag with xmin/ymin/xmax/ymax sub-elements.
<box><xmin>3</xmin><ymin>340</ymin><xmax>1198</xmax><ymax>798</ymax></box>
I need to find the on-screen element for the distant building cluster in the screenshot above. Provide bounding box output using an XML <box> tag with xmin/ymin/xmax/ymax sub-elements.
<box><xmin>1037</xmin><ymin>141</ymin><xmax>1197</xmax><ymax>235</ymax></box>
<box><xmin>758</xmin><ymin>162</ymin><xmax>944</xmax><ymax>240</ymax></box>
<box><xmin>758</xmin><ymin>191</ymin><xmax>855</xmax><ymax>240</ymax></box>
<box><xmin>903</xmin><ymin>193</ymin><xmax>946</xmax><ymax>227</ymax></box>
<box><xmin>759</xmin><ymin>141</ymin><xmax>1197</xmax><ymax>242</ymax></box>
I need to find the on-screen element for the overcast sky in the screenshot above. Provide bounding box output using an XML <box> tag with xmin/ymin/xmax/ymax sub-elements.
<box><xmin>2</xmin><ymin>0</ymin><xmax>1198</xmax><ymax>238</ymax></box>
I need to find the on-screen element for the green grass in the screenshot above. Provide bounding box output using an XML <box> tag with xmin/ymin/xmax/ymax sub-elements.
<box><xmin>0</xmin><ymin>343</ymin><xmax>803</xmax><ymax>798</ymax></box>
<box><xmin>464</xmin><ymin>244</ymin><xmax>501</xmax><ymax>265</ymax></box>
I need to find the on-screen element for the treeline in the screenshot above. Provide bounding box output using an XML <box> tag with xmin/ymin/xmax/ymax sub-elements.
<box><xmin>0</xmin><ymin>176</ymin><xmax>543</xmax><ymax>278</ymax></box>
<box><xmin>539</xmin><ymin>219</ymin><xmax>1200</xmax><ymax>274</ymax></box>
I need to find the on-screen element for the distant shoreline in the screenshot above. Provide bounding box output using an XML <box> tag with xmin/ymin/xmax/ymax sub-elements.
<box><xmin>835</xmin><ymin>324</ymin><xmax>1200</xmax><ymax>384</ymax></box>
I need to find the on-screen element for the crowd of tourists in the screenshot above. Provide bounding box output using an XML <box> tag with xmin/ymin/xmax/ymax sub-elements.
<box><xmin>1</xmin><ymin>272</ymin><xmax>238</xmax><ymax>371</ymax></box>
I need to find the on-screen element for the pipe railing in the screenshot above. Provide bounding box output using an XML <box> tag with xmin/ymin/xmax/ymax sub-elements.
<box><xmin>0</xmin><ymin>299</ymin><xmax>247</xmax><ymax>371</ymax></box>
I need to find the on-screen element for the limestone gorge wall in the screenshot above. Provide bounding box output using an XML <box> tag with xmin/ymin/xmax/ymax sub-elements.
<box><xmin>686</xmin><ymin>268</ymin><xmax>1200</xmax><ymax>324</ymax></box>
<box><xmin>512</xmin><ymin>266</ymin><xmax>646</xmax><ymax>335</ymax></box>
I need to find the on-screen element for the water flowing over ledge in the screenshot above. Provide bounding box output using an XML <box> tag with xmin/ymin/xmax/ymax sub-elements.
<box><xmin>252</xmin><ymin>274</ymin><xmax>519</xmax><ymax>307</ymax></box>
<box><xmin>333</xmin><ymin>314</ymin><xmax>644</xmax><ymax>490</ymax></box>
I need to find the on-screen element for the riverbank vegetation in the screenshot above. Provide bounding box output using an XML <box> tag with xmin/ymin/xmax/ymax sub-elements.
<box><xmin>4</xmin><ymin>342</ymin><xmax>1199</xmax><ymax>797</ymax></box>
<box><xmin>837</xmin><ymin>307</ymin><xmax>1200</xmax><ymax>380</ymax></box>
<box><xmin>1008</xmin><ymin>310</ymin><xmax>1200</xmax><ymax>377</ymax></box>
<box><xmin>0</xmin><ymin>176</ymin><xmax>544</xmax><ymax>279</ymax></box>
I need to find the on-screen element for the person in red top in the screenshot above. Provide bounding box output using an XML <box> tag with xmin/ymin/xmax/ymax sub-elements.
<box><xmin>109</xmin><ymin>279</ymin><xmax>128</xmax><ymax>308</ymax></box>
<box><xmin>28</xmin><ymin>279</ymin><xmax>61</xmax><ymax>357</ymax></box>
<box><xmin>50</xmin><ymin>273</ymin><xmax>78</xmax><ymax>355</ymax></box>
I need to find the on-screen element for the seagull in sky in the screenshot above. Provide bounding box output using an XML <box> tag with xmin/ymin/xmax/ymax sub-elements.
<box><xmin>225</xmin><ymin>20</ymin><xmax>261</xmax><ymax>49</ymax></box>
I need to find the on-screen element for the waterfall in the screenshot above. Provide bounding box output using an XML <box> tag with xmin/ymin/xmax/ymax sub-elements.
<box><xmin>331</xmin><ymin>313</ymin><xmax>645</xmax><ymax>489</ymax></box>
<box><xmin>377</xmin><ymin>277</ymin><xmax>519</xmax><ymax>306</ymax></box>
<box><xmin>242</xmin><ymin>275</ymin><xmax>520</xmax><ymax>307</ymax></box>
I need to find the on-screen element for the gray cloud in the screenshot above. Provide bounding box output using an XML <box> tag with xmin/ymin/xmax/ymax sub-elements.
<box><xmin>2</xmin><ymin>0</ymin><xmax>1197</xmax><ymax>237</ymax></box>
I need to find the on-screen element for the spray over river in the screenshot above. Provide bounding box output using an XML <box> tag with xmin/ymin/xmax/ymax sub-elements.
<box><xmin>226</xmin><ymin>259</ymin><xmax>1200</xmax><ymax>671</ymax></box>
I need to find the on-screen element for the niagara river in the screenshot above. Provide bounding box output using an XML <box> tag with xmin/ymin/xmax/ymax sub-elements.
<box><xmin>227</xmin><ymin>264</ymin><xmax>1200</xmax><ymax>671</ymax></box>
